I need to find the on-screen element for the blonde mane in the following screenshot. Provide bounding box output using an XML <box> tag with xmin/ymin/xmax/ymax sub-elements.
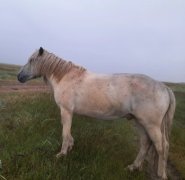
<box><xmin>33</xmin><ymin>51</ymin><xmax>86</xmax><ymax>82</ymax></box>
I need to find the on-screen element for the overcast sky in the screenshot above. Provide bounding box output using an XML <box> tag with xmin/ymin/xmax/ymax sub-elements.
<box><xmin>0</xmin><ymin>0</ymin><xmax>185</xmax><ymax>82</ymax></box>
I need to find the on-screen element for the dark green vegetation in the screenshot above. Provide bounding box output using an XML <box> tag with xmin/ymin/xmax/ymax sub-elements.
<box><xmin>0</xmin><ymin>63</ymin><xmax>185</xmax><ymax>179</ymax></box>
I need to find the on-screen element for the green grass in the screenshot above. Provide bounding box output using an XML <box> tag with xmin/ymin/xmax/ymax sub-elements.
<box><xmin>1</xmin><ymin>89</ymin><xmax>185</xmax><ymax>180</ymax></box>
<box><xmin>166</xmin><ymin>82</ymin><xmax>185</xmax><ymax>93</ymax></box>
<box><xmin>0</xmin><ymin>93</ymin><xmax>147</xmax><ymax>180</ymax></box>
<box><xmin>170</xmin><ymin>91</ymin><xmax>185</xmax><ymax>178</ymax></box>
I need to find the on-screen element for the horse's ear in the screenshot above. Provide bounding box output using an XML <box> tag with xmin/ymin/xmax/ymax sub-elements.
<box><xmin>39</xmin><ymin>47</ymin><xmax>44</xmax><ymax>56</ymax></box>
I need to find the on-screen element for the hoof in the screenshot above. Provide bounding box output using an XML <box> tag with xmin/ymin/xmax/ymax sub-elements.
<box><xmin>56</xmin><ymin>151</ymin><xmax>67</xmax><ymax>158</ymax></box>
<box><xmin>158</xmin><ymin>174</ymin><xmax>168</xmax><ymax>180</ymax></box>
<box><xmin>127</xmin><ymin>164</ymin><xmax>135</xmax><ymax>172</ymax></box>
<box><xmin>127</xmin><ymin>164</ymin><xmax>143</xmax><ymax>172</ymax></box>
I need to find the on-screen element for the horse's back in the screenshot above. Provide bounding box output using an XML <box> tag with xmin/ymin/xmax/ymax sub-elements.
<box><xmin>83</xmin><ymin>72</ymin><xmax>170</xmax><ymax>114</ymax></box>
<box><xmin>84</xmin><ymin>72</ymin><xmax>167</xmax><ymax>96</ymax></box>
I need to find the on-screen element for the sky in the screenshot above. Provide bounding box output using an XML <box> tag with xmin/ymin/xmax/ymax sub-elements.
<box><xmin>0</xmin><ymin>0</ymin><xmax>185</xmax><ymax>82</ymax></box>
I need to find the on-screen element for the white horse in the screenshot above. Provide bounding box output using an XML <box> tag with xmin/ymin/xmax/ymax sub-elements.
<box><xmin>17</xmin><ymin>47</ymin><xmax>176</xmax><ymax>179</ymax></box>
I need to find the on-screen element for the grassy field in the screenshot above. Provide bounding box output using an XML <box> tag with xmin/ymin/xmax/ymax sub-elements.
<box><xmin>0</xmin><ymin>64</ymin><xmax>185</xmax><ymax>180</ymax></box>
<box><xmin>0</xmin><ymin>63</ymin><xmax>20</xmax><ymax>80</ymax></box>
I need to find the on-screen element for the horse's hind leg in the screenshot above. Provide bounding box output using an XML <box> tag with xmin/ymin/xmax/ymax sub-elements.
<box><xmin>145</xmin><ymin>125</ymin><xmax>167</xmax><ymax>180</ymax></box>
<box><xmin>127</xmin><ymin>122</ymin><xmax>151</xmax><ymax>171</ymax></box>
<box><xmin>56</xmin><ymin>107</ymin><xmax>74</xmax><ymax>158</ymax></box>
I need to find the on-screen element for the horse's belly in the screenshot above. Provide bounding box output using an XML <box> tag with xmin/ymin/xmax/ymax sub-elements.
<box><xmin>84</xmin><ymin>112</ymin><xmax>122</xmax><ymax>120</ymax></box>
<box><xmin>73</xmin><ymin>83</ymin><xmax>131</xmax><ymax>120</ymax></box>
<box><xmin>74</xmin><ymin>105</ymin><xmax>129</xmax><ymax>120</ymax></box>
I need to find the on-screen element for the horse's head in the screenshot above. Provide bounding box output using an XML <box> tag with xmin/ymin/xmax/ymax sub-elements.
<box><xmin>17</xmin><ymin>47</ymin><xmax>45</xmax><ymax>83</ymax></box>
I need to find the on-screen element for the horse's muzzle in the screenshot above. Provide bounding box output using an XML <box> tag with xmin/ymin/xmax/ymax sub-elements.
<box><xmin>17</xmin><ymin>72</ymin><xmax>27</xmax><ymax>83</ymax></box>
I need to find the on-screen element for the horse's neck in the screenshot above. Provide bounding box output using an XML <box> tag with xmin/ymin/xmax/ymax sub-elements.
<box><xmin>45</xmin><ymin>74</ymin><xmax>58</xmax><ymax>89</ymax></box>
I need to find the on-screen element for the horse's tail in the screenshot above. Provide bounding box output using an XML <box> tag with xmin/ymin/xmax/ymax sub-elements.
<box><xmin>162</xmin><ymin>87</ymin><xmax>176</xmax><ymax>143</ymax></box>
<box><xmin>160</xmin><ymin>87</ymin><xmax>176</xmax><ymax>174</ymax></box>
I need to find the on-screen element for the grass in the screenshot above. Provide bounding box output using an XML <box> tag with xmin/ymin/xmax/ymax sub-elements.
<box><xmin>0</xmin><ymin>63</ymin><xmax>20</xmax><ymax>80</ymax></box>
<box><xmin>0</xmin><ymin>63</ymin><xmax>185</xmax><ymax>179</ymax></box>
<box><xmin>0</xmin><ymin>93</ymin><xmax>146</xmax><ymax>180</ymax></box>
<box><xmin>170</xmin><ymin>91</ymin><xmax>185</xmax><ymax>178</ymax></box>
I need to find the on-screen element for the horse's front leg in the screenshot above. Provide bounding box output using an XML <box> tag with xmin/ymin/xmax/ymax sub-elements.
<box><xmin>56</xmin><ymin>107</ymin><xmax>74</xmax><ymax>158</ymax></box>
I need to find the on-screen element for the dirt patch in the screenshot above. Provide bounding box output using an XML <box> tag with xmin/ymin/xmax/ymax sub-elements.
<box><xmin>0</xmin><ymin>80</ymin><xmax>49</xmax><ymax>93</ymax></box>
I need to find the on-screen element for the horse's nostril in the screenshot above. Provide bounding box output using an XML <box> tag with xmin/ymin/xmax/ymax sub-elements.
<box><xmin>17</xmin><ymin>73</ymin><xmax>25</xmax><ymax>83</ymax></box>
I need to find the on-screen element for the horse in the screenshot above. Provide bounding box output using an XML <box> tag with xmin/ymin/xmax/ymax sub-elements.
<box><xmin>17</xmin><ymin>47</ymin><xmax>176</xmax><ymax>179</ymax></box>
